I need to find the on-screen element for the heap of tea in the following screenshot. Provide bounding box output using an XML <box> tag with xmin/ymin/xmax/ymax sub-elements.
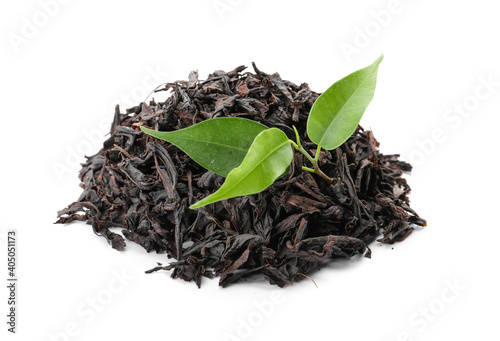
<box><xmin>56</xmin><ymin>61</ymin><xmax>426</xmax><ymax>287</ymax></box>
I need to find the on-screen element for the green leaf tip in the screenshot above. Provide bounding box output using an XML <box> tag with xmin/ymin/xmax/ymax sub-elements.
<box><xmin>306</xmin><ymin>54</ymin><xmax>383</xmax><ymax>151</ymax></box>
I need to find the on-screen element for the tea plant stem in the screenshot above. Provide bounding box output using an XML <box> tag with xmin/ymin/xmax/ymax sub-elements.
<box><xmin>302</xmin><ymin>166</ymin><xmax>315</xmax><ymax>173</ymax></box>
<box><xmin>290</xmin><ymin>140</ymin><xmax>333</xmax><ymax>183</ymax></box>
<box><xmin>314</xmin><ymin>146</ymin><xmax>321</xmax><ymax>163</ymax></box>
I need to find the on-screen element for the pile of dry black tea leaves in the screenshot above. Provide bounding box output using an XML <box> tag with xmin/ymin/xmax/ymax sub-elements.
<box><xmin>56</xmin><ymin>63</ymin><xmax>426</xmax><ymax>288</ymax></box>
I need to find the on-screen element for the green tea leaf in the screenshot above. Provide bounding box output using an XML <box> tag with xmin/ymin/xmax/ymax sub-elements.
<box><xmin>190</xmin><ymin>128</ymin><xmax>293</xmax><ymax>209</ymax></box>
<box><xmin>140</xmin><ymin>117</ymin><xmax>268</xmax><ymax>177</ymax></box>
<box><xmin>307</xmin><ymin>55</ymin><xmax>383</xmax><ymax>150</ymax></box>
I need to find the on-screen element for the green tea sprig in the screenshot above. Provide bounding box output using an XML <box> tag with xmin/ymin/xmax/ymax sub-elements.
<box><xmin>141</xmin><ymin>55</ymin><xmax>383</xmax><ymax>209</ymax></box>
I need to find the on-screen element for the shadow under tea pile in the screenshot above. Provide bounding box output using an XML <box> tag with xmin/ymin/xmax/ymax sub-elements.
<box><xmin>56</xmin><ymin>64</ymin><xmax>426</xmax><ymax>287</ymax></box>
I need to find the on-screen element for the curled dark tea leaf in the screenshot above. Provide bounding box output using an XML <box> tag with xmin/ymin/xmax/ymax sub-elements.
<box><xmin>56</xmin><ymin>63</ymin><xmax>425</xmax><ymax>287</ymax></box>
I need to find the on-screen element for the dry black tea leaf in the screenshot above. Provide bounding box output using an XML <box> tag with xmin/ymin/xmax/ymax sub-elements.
<box><xmin>56</xmin><ymin>64</ymin><xmax>426</xmax><ymax>287</ymax></box>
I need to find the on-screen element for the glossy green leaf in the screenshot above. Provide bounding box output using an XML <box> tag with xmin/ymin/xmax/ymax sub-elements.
<box><xmin>190</xmin><ymin>128</ymin><xmax>293</xmax><ymax>209</ymax></box>
<box><xmin>307</xmin><ymin>55</ymin><xmax>383</xmax><ymax>150</ymax></box>
<box><xmin>140</xmin><ymin>117</ymin><xmax>268</xmax><ymax>177</ymax></box>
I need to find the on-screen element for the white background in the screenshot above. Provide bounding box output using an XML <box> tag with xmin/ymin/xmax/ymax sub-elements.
<box><xmin>1</xmin><ymin>0</ymin><xmax>499</xmax><ymax>340</ymax></box>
